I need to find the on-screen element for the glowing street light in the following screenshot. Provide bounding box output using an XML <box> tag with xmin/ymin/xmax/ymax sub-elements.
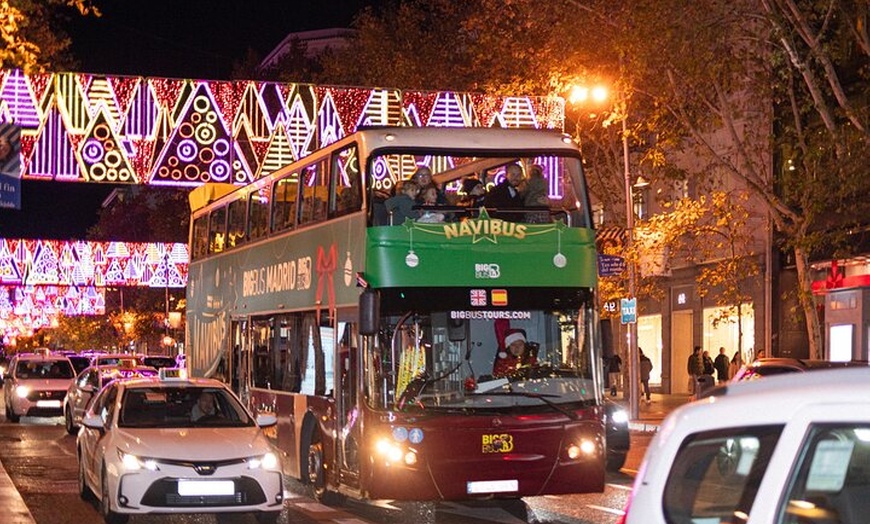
<box><xmin>569</xmin><ymin>82</ymin><xmax>642</xmax><ymax>420</ymax></box>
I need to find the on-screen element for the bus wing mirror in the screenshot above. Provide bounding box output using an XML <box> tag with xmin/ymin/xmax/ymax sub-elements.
<box><xmin>448</xmin><ymin>318</ymin><xmax>467</xmax><ymax>342</ymax></box>
<box><xmin>359</xmin><ymin>290</ymin><xmax>380</xmax><ymax>335</ymax></box>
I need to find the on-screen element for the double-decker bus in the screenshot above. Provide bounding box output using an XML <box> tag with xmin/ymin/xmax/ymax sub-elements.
<box><xmin>186</xmin><ymin>126</ymin><xmax>605</xmax><ymax>502</ymax></box>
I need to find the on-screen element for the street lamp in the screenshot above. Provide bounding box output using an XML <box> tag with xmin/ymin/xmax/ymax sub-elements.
<box><xmin>568</xmin><ymin>81</ymin><xmax>642</xmax><ymax>420</ymax></box>
<box><xmin>621</xmin><ymin>115</ymin><xmax>641</xmax><ymax>421</ymax></box>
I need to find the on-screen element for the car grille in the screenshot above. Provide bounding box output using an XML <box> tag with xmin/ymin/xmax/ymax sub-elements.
<box><xmin>25</xmin><ymin>390</ymin><xmax>65</xmax><ymax>402</ymax></box>
<box><xmin>140</xmin><ymin>477</ymin><xmax>266</xmax><ymax>507</ymax></box>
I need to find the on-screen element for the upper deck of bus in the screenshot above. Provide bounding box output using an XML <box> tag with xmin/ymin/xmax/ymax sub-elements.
<box><xmin>189</xmin><ymin>126</ymin><xmax>583</xmax><ymax>214</ymax></box>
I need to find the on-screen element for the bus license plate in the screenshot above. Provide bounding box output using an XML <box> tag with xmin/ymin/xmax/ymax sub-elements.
<box><xmin>466</xmin><ymin>479</ymin><xmax>518</xmax><ymax>494</ymax></box>
<box><xmin>178</xmin><ymin>480</ymin><xmax>235</xmax><ymax>496</ymax></box>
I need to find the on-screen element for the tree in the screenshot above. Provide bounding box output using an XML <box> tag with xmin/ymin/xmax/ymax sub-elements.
<box><xmin>624</xmin><ymin>0</ymin><xmax>870</xmax><ymax>358</ymax></box>
<box><xmin>87</xmin><ymin>186</ymin><xmax>189</xmax><ymax>243</ymax></box>
<box><xmin>1</xmin><ymin>0</ymin><xmax>99</xmax><ymax>72</ymax></box>
<box><xmin>318</xmin><ymin>0</ymin><xmax>870</xmax><ymax>358</ymax></box>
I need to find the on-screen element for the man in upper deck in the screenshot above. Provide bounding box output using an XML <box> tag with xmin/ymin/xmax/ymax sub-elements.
<box><xmin>483</xmin><ymin>163</ymin><xmax>526</xmax><ymax>221</ymax></box>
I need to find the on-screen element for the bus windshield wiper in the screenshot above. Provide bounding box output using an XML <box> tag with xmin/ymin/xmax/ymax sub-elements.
<box><xmin>480</xmin><ymin>390</ymin><xmax>579</xmax><ymax>420</ymax></box>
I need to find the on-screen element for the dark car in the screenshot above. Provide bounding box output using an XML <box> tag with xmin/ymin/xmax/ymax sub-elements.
<box><xmin>701</xmin><ymin>357</ymin><xmax>869</xmax><ymax>399</ymax></box>
<box><xmin>731</xmin><ymin>357</ymin><xmax>868</xmax><ymax>381</ymax></box>
<box><xmin>141</xmin><ymin>355</ymin><xmax>178</xmax><ymax>369</ymax></box>
<box><xmin>604</xmin><ymin>398</ymin><xmax>630</xmax><ymax>471</ymax></box>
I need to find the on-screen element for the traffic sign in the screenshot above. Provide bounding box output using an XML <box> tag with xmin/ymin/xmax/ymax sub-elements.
<box><xmin>620</xmin><ymin>298</ymin><xmax>637</xmax><ymax>324</ymax></box>
<box><xmin>597</xmin><ymin>255</ymin><xmax>626</xmax><ymax>277</ymax></box>
<box><xmin>603</xmin><ymin>300</ymin><xmax>618</xmax><ymax>314</ymax></box>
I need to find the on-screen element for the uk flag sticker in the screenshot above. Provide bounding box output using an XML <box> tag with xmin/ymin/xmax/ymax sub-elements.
<box><xmin>470</xmin><ymin>289</ymin><xmax>487</xmax><ymax>306</ymax></box>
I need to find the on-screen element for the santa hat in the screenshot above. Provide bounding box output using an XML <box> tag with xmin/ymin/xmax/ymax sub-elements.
<box><xmin>504</xmin><ymin>330</ymin><xmax>526</xmax><ymax>346</ymax></box>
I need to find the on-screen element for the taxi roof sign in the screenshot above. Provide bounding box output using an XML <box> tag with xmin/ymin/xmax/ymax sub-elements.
<box><xmin>158</xmin><ymin>367</ymin><xmax>188</xmax><ymax>381</ymax></box>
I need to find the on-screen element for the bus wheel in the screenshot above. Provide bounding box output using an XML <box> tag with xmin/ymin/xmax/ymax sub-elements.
<box><xmin>307</xmin><ymin>436</ymin><xmax>327</xmax><ymax>502</ymax></box>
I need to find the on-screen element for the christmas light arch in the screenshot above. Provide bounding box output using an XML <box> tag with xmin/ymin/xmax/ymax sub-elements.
<box><xmin>0</xmin><ymin>69</ymin><xmax>564</xmax><ymax>186</ymax></box>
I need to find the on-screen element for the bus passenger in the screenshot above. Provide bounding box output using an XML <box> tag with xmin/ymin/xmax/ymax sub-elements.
<box><xmin>483</xmin><ymin>163</ymin><xmax>525</xmax><ymax>221</ymax></box>
<box><xmin>412</xmin><ymin>166</ymin><xmax>448</xmax><ymax>205</ymax></box>
<box><xmin>524</xmin><ymin>165</ymin><xmax>550</xmax><ymax>223</ymax></box>
<box><xmin>493</xmin><ymin>329</ymin><xmax>537</xmax><ymax>377</ymax></box>
<box><xmin>459</xmin><ymin>177</ymin><xmax>487</xmax><ymax>210</ymax></box>
<box><xmin>417</xmin><ymin>186</ymin><xmax>446</xmax><ymax>223</ymax></box>
<box><xmin>385</xmin><ymin>180</ymin><xmax>421</xmax><ymax>224</ymax></box>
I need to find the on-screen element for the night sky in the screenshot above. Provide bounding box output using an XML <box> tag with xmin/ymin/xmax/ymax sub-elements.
<box><xmin>0</xmin><ymin>0</ymin><xmax>377</xmax><ymax>239</ymax></box>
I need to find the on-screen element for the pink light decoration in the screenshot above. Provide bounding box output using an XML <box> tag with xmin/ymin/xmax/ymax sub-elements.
<box><xmin>0</xmin><ymin>238</ymin><xmax>187</xmax><ymax>288</ymax></box>
<box><xmin>0</xmin><ymin>69</ymin><xmax>564</xmax><ymax>188</ymax></box>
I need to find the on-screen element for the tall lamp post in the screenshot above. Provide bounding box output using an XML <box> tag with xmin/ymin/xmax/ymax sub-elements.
<box><xmin>570</xmin><ymin>82</ymin><xmax>642</xmax><ymax>420</ymax></box>
<box><xmin>622</xmin><ymin>115</ymin><xmax>640</xmax><ymax>421</ymax></box>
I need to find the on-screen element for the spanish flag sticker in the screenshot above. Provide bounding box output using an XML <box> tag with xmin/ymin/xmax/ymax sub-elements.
<box><xmin>491</xmin><ymin>289</ymin><xmax>508</xmax><ymax>306</ymax></box>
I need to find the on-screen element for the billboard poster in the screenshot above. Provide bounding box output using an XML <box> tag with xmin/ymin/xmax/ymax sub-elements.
<box><xmin>0</xmin><ymin>122</ymin><xmax>21</xmax><ymax>210</ymax></box>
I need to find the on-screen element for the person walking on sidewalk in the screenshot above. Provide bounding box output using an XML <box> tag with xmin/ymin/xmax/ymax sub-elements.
<box><xmin>687</xmin><ymin>346</ymin><xmax>704</xmax><ymax>393</ymax></box>
<box><xmin>608</xmin><ymin>353</ymin><xmax>623</xmax><ymax>396</ymax></box>
<box><xmin>639</xmin><ymin>348</ymin><xmax>653</xmax><ymax>403</ymax></box>
<box><xmin>714</xmin><ymin>346</ymin><xmax>731</xmax><ymax>383</ymax></box>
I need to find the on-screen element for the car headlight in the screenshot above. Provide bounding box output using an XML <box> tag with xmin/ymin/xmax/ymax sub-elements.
<box><xmin>15</xmin><ymin>385</ymin><xmax>30</xmax><ymax>398</ymax></box>
<box><xmin>118</xmin><ymin>450</ymin><xmax>159</xmax><ymax>471</ymax></box>
<box><xmin>247</xmin><ymin>452</ymin><xmax>279</xmax><ymax>470</ymax></box>
<box><xmin>610</xmin><ymin>407</ymin><xmax>629</xmax><ymax>425</ymax></box>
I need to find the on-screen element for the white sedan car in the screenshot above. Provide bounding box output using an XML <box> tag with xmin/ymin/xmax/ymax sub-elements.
<box><xmin>76</xmin><ymin>370</ymin><xmax>283</xmax><ymax>524</ymax></box>
<box><xmin>621</xmin><ymin>367</ymin><xmax>870</xmax><ymax>524</ymax></box>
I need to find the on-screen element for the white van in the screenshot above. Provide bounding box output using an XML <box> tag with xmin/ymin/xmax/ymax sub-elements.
<box><xmin>3</xmin><ymin>353</ymin><xmax>76</xmax><ymax>422</ymax></box>
<box><xmin>621</xmin><ymin>368</ymin><xmax>870</xmax><ymax>524</ymax></box>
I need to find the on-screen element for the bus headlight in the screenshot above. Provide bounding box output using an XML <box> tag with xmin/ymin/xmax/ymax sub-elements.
<box><xmin>375</xmin><ymin>437</ymin><xmax>404</xmax><ymax>464</ymax></box>
<box><xmin>567</xmin><ymin>438</ymin><xmax>597</xmax><ymax>460</ymax></box>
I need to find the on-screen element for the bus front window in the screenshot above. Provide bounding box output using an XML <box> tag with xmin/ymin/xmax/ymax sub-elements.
<box><xmin>364</xmin><ymin>307</ymin><xmax>598</xmax><ymax>414</ymax></box>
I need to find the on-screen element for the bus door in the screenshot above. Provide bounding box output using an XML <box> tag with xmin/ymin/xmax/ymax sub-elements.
<box><xmin>230</xmin><ymin>318</ymin><xmax>253</xmax><ymax>406</ymax></box>
<box><xmin>336</xmin><ymin>320</ymin><xmax>361</xmax><ymax>488</ymax></box>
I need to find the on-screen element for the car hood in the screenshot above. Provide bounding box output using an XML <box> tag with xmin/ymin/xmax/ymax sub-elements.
<box><xmin>115</xmin><ymin>427</ymin><xmax>273</xmax><ymax>460</ymax></box>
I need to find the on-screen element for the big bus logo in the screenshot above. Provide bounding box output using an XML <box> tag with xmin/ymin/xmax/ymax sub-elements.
<box><xmin>475</xmin><ymin>263</ymin><xmax>500</xmax><ymax>279</ymax></box>
<box><xmin>482</xmin><ymin>433</ymin><xmax>514</xmax><ymax>453</ymax></box>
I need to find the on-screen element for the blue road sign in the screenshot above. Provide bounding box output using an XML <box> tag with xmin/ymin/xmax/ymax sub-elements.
<box><xmin>598</xmin><ymin>254</ymin><xmax>626</xmax><ymax>277</ymax></box>
<box><xmin>620</xmin><ymin>298</ymin><xmax>637</xmax><ymax>324</ymax></box>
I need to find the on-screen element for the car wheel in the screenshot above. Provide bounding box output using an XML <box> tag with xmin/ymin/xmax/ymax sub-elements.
<box><xmin>255</xmin><ymin>510</ymin><xmax>281</xmax><ymax>524</ymax></box>
<box><xmin>100</xmin><ymin>466</ymin><xmax>129</xmax><ymax>524</ymax></box>
<box><xmin>65</xmin><ymin>407</ymin><xmax>77</xmax><ymax>435</ymax></box>
<box><xmin>77</xmin><ymin>451</ymin><xmax>94</xmax><ymax>501</ymax></box>
<box><xmin>607</xmin><ymin>450</ymin><xmax>627</xmax><ymax>471</ymax></box>
<box><xmin>7</xmin><ymin>404</ymin><xmax>19</xmax><ymax>423</ymax></box>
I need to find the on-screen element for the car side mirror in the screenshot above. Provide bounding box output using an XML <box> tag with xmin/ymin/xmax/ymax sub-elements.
<box><xmin>256</xmin><ymin>412</ymin><xmax>277</xmax><ymax>428</ymax></box>
<box><xmin>81</xmin><ymin>412</ymin><xmax>105</xmax><ymax>431</ymax></box>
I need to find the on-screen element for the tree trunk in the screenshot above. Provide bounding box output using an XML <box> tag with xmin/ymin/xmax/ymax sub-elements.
<box><xmin>793</xmin><ymin>245</ymin><xmax>823</xmax><ymax>359</ymax></box>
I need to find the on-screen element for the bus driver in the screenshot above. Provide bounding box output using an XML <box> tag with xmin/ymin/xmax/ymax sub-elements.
<box><xmin>493</xmin><ymin>329</ymin><xmax>537</xmax><ymax>377</ymax></box>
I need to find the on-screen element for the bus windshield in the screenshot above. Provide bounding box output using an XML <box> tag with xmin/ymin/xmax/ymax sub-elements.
<box><xmin>365</xmin><ymin>295</ymin><xmax>598</xmax><ymax>414</ymax></box>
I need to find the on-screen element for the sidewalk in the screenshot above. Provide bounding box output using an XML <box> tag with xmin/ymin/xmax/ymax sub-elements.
<box><xmin>0</xmin><ymin>459</ymin><xmax>36</xmax><ymax>524</ymax></box>
<box><xmin>613</xmin><ymin>392</ymin><xmax>695</xmax><ymax>432</ymax></box>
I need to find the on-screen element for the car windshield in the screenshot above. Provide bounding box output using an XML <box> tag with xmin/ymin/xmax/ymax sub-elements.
<box><xmin>67</xmin><ymin>356</ymin><xmax>91</xmax><ymax>374</ymax></box>
<box><xmin>118</xmin><ymin>386</ymin><xmax>254</xmax><ymax>429</ymax></box>
<box><xmin>15</xmin><ymin>360</ymin><xmax>74</xmax><ymax>379</ymax></box>
<box><xmin>142</xmin><ymin>357</ymin><xmax>177</xmax><ymax>369</ymax></box>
